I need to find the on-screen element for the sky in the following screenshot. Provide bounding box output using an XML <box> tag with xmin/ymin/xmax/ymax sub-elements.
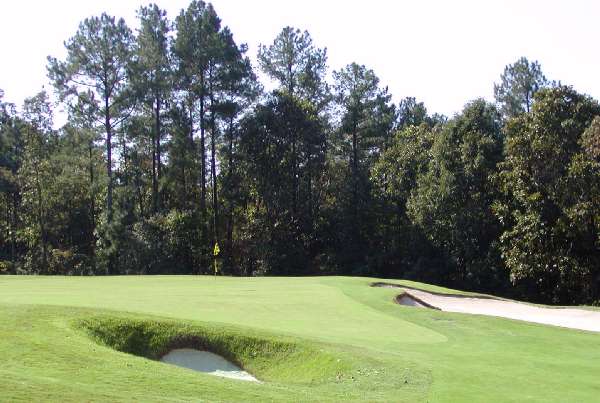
<box><xmin>1</xmin><ymin>0</ymin><xmax>599</xmax><ymax>119</ymax></box>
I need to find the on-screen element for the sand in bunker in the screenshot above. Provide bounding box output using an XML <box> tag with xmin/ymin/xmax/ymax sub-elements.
<box><xmin>161</xmin><ymin>349</ymin><xmax>259</xmax><ymax>382</ymax></box>
<box><xmin>396</xmin><ymin>289</ymin><xmax>600</xmax><ymax>333</ymax></box>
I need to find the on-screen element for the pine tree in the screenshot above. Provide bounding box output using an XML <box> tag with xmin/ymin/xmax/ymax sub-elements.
<box><xmin>132</xmin><ymin>3</ymin><xmax>172</xmax><ymax>213</ymax></box>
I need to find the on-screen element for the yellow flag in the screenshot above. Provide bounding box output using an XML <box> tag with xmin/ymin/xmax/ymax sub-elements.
<box><xmin>213</xmin><ymin>243</ymin><xmax>220</xmax><ymax>275</ymax></box>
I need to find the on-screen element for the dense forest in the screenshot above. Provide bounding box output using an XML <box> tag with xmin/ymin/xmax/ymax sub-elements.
<box><xmin>1</xmin><ymin>1</ymin><xmax>599</xmax><ymax>305</ymax></box>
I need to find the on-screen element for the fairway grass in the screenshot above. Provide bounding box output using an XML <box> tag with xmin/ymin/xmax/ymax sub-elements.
<box><xmin>0</xmin><ymin>276</ymin><xmax>599</xmax><ymax>402</ymax></box>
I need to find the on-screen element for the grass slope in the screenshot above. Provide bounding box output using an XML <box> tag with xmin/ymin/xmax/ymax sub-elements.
<box><xmin>0</xmin><ymin>276</ymin><xmax>599</xmax><ymax>402</ymax></box>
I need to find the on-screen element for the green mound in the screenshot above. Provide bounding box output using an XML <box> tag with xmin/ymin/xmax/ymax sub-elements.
<box><xmin>0</xmin><ymin>302</ymin><xmax>423</xmax><ymax>401</ymax></box>
<box><xmin>77</xmin><ymin>316</ymin><xmax>347</xmax><ymax>384</ymax></box>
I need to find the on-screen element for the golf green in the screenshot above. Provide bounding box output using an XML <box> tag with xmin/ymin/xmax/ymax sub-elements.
<box><xmin>0</xmin><ymin>276</ymin><xmax>598</xmax><ymax>401</ymax></box>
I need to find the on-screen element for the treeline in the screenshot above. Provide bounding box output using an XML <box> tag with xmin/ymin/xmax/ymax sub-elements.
<box><xmin>1</xmin><ymin>1</ymin><xmax>599</xmax><ymax>305</ymax></box>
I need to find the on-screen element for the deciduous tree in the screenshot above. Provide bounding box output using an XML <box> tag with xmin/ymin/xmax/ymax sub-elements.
<box><xmin>496</xmin><ymin>86</ymin><xmax>600</xmax><ymax>303</ymax></box>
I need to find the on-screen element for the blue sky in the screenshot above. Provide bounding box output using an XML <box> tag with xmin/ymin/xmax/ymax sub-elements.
<box><xmin>1</xmin><ymin>0</ymin><xmax>599</xmax><ymax>118</ymax></box>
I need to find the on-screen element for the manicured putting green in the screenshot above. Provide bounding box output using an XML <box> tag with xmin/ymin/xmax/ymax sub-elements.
<box><xmin>0</xmin><ymin>276</ymin><xmax>599</xmax><ymax>402</ymax></box>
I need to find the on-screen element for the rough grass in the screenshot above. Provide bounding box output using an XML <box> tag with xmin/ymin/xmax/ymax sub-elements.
<box><xmin>0</xmin><ymin>275</ymin><xmax>599</xmax><ymax>402</ymax></box>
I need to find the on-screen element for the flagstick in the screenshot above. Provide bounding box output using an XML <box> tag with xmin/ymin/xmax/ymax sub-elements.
<box><xmin>213</xmin><ymin>242</ymin><xmax>220</xmax><ymax>280</ymax></box>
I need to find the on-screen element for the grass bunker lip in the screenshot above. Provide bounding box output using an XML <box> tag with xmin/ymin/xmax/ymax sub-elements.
<box><xmin>395</xmin><ymin>292</ymin><xmax>441</xmax><ymax>310</ymax></box>
<box><xmin>75</xmin><ymin>315</ymin><xmax>349</xmax><ymax>385</ymax></box>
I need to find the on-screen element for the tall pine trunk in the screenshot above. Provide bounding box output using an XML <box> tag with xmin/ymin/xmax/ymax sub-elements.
<box><xmin>105</xmin><ymin>92</ymin><xmax>113</xmax><ymax>224</ymax></box>
<box><xmin>154</xmin><ymin>95</ymin><xmax>161</xmax><ymax>212</ymax></box>
<box><xmin>187</xmin><ymin>101</ymin><xmax>195</xmax><ymax>211</ymax></box>
<box><xmin>226</xmin><ymin>117</ymin><xmax>234</xmax><ymax>272</ymax></box>
<box><xmin>88</xmin><ymin>140</ymin><xmax>96</xmax><ymax>238</ymax></box>
<box><xmin>104</xmin><ymin>89</ymin><xmax>114</xmax><ymax>275</ymax></box>
<box><xmin>152</xmin><ymin>116</ymin><xmax>157</xmax><ymax>213</ymax></box>
<box><xmin>200</xmin><ymin>75</ymin><xmax>207</xmax><ymax>218</ymax></box>
<box><xmin>199</xmin><ymin>73</ymin><xmax>208</xmax><ymax>273</ymax></box>
<box><xmin>87</xmin><ymin>140</ymin><xmax>96</xmax><ymax>272</ymax></box>
<box><xmin>209</xmin><ymin>71</ymin><xmax>218</xmax><ymax>247</ymax></box>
